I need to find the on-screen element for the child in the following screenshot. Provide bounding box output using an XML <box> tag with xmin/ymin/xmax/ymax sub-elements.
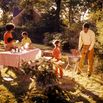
<box><xmin>52</xmin><ymin>40</ymin><xmax>61</xmax><ymax>61</ymax></box>
<box><xmin>21</xmin><ymin>31</ymin><xmax>32</xmax><ymax>48</ymax></box>
<box><xmin>52</xmin><ymin>40</ymin><xmax>63</xmax><ymax>78</ymax></box>
<box><xmin>4</xmin><ymin>23</ymin><xmax>15</xmax><ymax>45</ymax></box>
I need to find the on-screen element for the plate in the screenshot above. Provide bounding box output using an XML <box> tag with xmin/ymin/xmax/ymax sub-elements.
<box><xmin>3</xmin><ymin>77</ymin><xmax>13</xmax><ymax>81</ymax></box>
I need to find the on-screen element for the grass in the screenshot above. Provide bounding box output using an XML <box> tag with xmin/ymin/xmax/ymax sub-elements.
<box><xmin>0</xmin><ymin>43</ymin><xmax>103</xmax><ymax>103</ymax></box>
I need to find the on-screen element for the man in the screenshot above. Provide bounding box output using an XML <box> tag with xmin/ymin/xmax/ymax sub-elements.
<box><xmin>78</xmin><ymin>23</ymin><xmax>95</xmax><ymax>77</ymax></box>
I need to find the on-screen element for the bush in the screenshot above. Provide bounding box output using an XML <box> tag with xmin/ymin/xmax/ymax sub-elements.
<box><xmin>43</xmin><ymin>30</ymin><xmax>79</xmax><ymax>51</ymax></box>
<box><xmin>21</xmin><ymin>58</ymin><xmax>58</xmax><ymax>88</ymax></box>
<box><xmin>43</xmin><ymin>32</ymin><xmax>53</xmax><ymax>45</ymax></box>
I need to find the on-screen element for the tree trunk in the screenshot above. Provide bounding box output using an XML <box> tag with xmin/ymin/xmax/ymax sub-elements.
<box><xmin>55</xmin><ymin>0</ymin><xmax>61</xmax><ymax>32</ymax></box>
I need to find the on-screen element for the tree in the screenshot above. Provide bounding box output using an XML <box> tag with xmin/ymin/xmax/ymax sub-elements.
<box><xmin>54</xmin><ymin>0</ymin><xmax>62</xmax><ymax>31</ymax></box>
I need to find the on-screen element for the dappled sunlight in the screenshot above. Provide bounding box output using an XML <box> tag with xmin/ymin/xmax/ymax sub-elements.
<box><xmin>0</xmin><ymin>56</ymin><xmax>103</xmax><ymax>102</ymax></box>
<box><xmin>62</xmin><ymin>69</ymin><xmax>103</xmax><ymax>101</ymax></box>
<box><xmin>0</xmin><ymin>85</ymin><xmax>17</xmax><ymax>102</ymax></box>
<box><xmin>0</xmin><ymin>0</ymin><xmax>103</xmax><ymax>102</ymax></box>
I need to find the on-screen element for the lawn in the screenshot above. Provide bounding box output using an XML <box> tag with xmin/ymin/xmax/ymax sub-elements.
<box><xmin>0</xmin><ymin>43</ymin><xmax>103</xmax><ymax>103</ymax></box>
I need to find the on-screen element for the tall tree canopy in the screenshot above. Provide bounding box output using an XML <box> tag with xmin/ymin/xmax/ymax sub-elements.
<box><xmin>0</xmin><ymin>0</ymin><xmax>103</xmax><ymax>30</ymax></box>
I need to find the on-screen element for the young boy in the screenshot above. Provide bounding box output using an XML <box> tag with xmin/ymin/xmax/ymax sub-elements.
<box><xmin>52</xmin><ymin>40</ymin><xmax>63</xmax><ymax>78</ymax></box>
<box><xmin>21</xmin><ymin>31</ymin><xmax>32</xmax><ymax>47</ymax></box>
<box><xmin>4</xmin><ymin>23</ymin><xmax>15</xmax><ymax>45</ymax></box>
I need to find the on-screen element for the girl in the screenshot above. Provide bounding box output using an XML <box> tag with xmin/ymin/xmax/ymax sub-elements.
<box><xmin>21</xmin><ymin>31</ymin><xmax>32</xmax><ymax>48</ymax></box>
<box><xmin>52</xmin><ymin>40</ymin><xmax>63</xmax><ymax>78</ymax></box>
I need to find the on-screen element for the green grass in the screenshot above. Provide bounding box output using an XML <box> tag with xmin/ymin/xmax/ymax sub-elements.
<box><xmin>0</xmin><ymin>43</ymin><xmax>103</xmax><ymax>103</ymax></box>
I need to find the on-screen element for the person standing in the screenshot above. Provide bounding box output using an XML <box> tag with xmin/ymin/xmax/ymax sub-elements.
<box><xmin>52</xmin><ymin>40</ymin><xmax>63</xmax><ymax>78</ymax></box>
<box><xmin>52</xmin><ymin>40</ymin><xmax>61</xmax><ymax>61</ymax></box>
<box><xmin>78</xmin><ymin>23</ymin><xmax>95</xmax><ymax>77</ymax></box>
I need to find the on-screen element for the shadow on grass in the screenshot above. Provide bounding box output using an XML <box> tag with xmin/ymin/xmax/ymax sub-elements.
<box><xmin>1</xmin><ymin>67</ymin><xmax>32</xmax><ymax>102</ymax></box>
<box><xmin>58</xmin><ymin>76</ymin><xmax>103</xmax><ymax>103</ymax></box>
<box><xmin>1</xmin><ymin>68</ymin><xmax>103</xmax><ymax>103</ymax></box>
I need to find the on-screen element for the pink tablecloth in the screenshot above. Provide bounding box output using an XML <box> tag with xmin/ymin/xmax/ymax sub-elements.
<box><xmin>0</xmin><ymin>48</ymin><xmax>42</xmax><ymax>68</ymax></box>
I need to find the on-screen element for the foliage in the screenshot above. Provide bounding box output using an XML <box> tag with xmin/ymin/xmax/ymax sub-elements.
<box><xmin>0</xmin><ymin>0</ymin><xmax>103</xmax><ymax>53</ymax></box>
<box><xmin>89</xmin><ymin>10</ymin><xmax>103</xmax><ymax>54</ymax></box>
<box><xmin>96</xmin><ymin>57</ymin><xmax>103</xmax><ymax>72</ymax></box>
<box><xmin>23</xmin><ymin>85</ymin><xmax>72</xmax><ymax>103</ymax></box>
<box><xmin>20</xmin><ymin>60</ymin><xmax>35</xmax><ymax>76</ymax></box>
<box><xmin>43</xmin><ymin>32</ymin><xmax>53</xmax><ymax>45</ymax></box>
<box><xmin>22</xmin><ymin>90</ymin><xmax>48</xmax><ymax>103</ymax></box>
<box><xmin>96</xmin><ymin>21</ymin><xmax>103</xmax><ymax>46</ymax></box>
<box><xmin>0</xmin><ymin>0</ymin><xmax>102</xmax><ymax>44</ymax></box>
<box><xmin>21</xmin><ymin>58</ymin><xmax>58</xmax><ymax>88</ymax></box>
<box><xmin>43</xmin><ymin>26</ymin><xmax>80</xmax><ymax>51</ymax></box>
<box><xmin>21</xmin><ymin>58</ymin><xmax>71</xmax><ymax>103</ymax></box>
<box><xmin>0</xmin><ymin>0</ymin><xmax>103</xmax><ymax>27</ymax></box>
<box><xmin>44</xmin><ymin>85</ymin><xmax>71</xmax><ymax>103</ymax></box>
<box><xmin>21</xmin><ymin>59</ymin><xmax>72</xmax><ymax>103</ymax></box>
<box><xmin>89</xmin><ymin>9</ymin><xmax>103</xmax><ymax>72</ymax></box>
<box><xmin>36</xmin><ymin>68</ymin><xmax>57</xmax><ymax>88</ymax></box>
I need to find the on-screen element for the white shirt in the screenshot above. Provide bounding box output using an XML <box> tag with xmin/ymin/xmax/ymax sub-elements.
<box><xmin>78</xmin><ymin>29</ymin><xmax>95</xmax><ymax>51</ymax></box>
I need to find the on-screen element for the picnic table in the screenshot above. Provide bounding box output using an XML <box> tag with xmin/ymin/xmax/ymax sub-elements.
<box><xmin>0</xmin><ymin>48</ymin><xmax>42</xmax><ymax>68</ymax></box>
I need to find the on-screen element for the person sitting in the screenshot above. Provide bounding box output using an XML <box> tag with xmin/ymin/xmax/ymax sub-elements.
<box><xmin>52</xmin><ymin>40</ymin><xmax>63</xmax><ymax>78</ymax></box>
<box><xmin>21</xmin><ymin>31</ymin><xmax>32</xmax><ymax>48</ymax></box>
<box><xmin>5</xmin><ymin>37</ymin><xmax>16</xmax><ymax>51</ymax></box>
<box><xmin>4</xmin><ymin>23</ymin><xmax>15</xmax><ymax>45</ymax></box>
